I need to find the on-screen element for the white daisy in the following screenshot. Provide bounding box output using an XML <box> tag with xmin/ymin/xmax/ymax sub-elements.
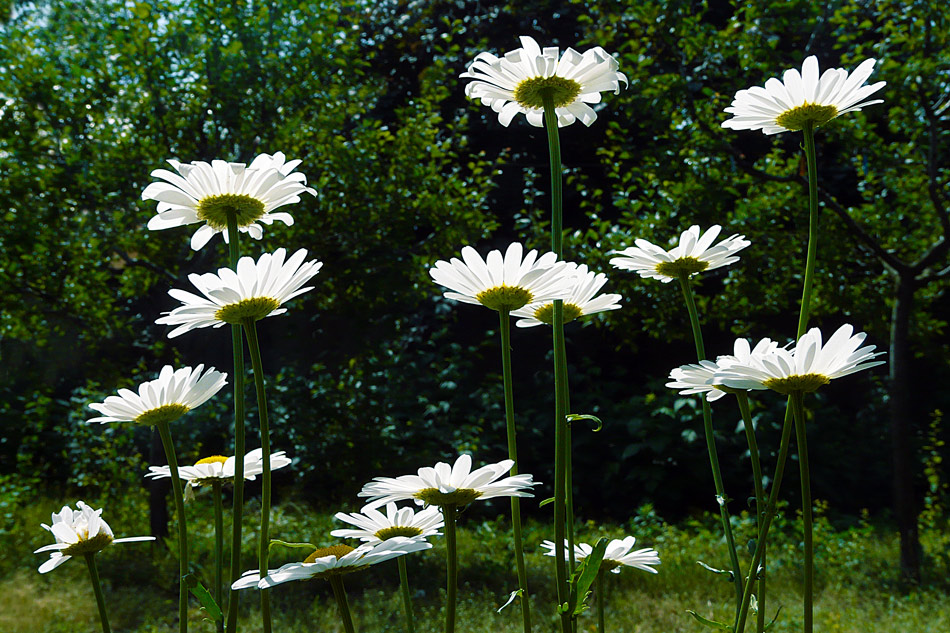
<box><xmin>667</xmin><ymin>338</ymin><xmax>781</xmax><ymax>402</ymax></box>
<box><xmin>87</xmin><ymin>365</ymin><xmax>227</xmax><ymax>427</ymax></box>
<box><xmin>331</xmin><ymin>502</ymin><xmax>443</xmax><ymax>544</ymax></box>
<box><xmin>142</xmin><ymin>151</ymin><xmax>316</xmax><ymax>250</ymax></box>
<box><xmin>145</xmin><ymin>448</ymin><xmax>292</xmax><ymax>487</ymax></box>
<box><xmin>511</xmin><ymin>263</ymin><xmax>621</xmax><ymax>327</ymax></box>
<box><xmin>540</xmin><ymin>536</ymin><xmax>660</xmax><ymax>574</ymax></box>
<box><xmin>722</xmin><ymin>56</ymin><xmax>885</xmax><ymax>135</ymax></box>
<box><xmin>156</xmin><ymin>248</ymin><xmax>323</xmax><ymax>338</ymax></box>
<box><xmin>231</xmin><ymin>539</ymin><xmax>431</xmax><ymax>589</ymax></box>
<box><xmin>713</xmin><ymin>324</ymin><xmax>885</xmax><ymax>394</ymax></box>
<box><xmin>460</xmin><ymin>35</ymin><xmax>627</xmax><ymax>127</ymax></box>
<box><xmin>429</xmin><ymin>242</ymin><xmax>576</xmax><ymax>312</ymax></box>
<box><xmin>34</xmin><ymin>501</ymin><xmax>154</xmax><ymax>573</ymax></box>
<box><xmin>358</xmin><ymin>454</ymin><xmax>538</xmax><ymax>509</ymax></box>
<box><xmin>609</xmin><ymin>225</ymin><xmax>750</xmax><ymax>283</ymax></box>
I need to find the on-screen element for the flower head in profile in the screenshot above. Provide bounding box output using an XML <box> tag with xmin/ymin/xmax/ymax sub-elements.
<box><xmin>231</xmin><ymin>538</ymin><xmax>431</xmax><ymax>589</ymax></box>
<box><xmin>713</xmin><ymin>324</ymin><xmax>885</xmax><ymax>394</ymax></box>
<box><xmin>143</xmin><ymin>151</ymin><xmax>316</xmax><ymax>250</ymax></box>
<box><xmin>541</xmin><ymin>536</ymin><xmax>660</xmax><ymax>574</ymax></box>
<box><xmin>667</xmin><ymin>338</ymin><xmax>780</xmax><ymax>402</ymax></box>
<box><xmin>34</xmin><ymin>501</ymin><xmax>154</xmax><ymax>573</ymax></box>
<box><xmin>511</xmin><ymin>264</ymin><xmax>622</xmax><ymax>327</ymax></box>
<box><xmin>332</xmin><ymin>502</ymin><xmax>443</xmax><ymax>544</ymax></box>
<box><xmin>460</xmin><ymin>35</ymin><xmax>627</xmax><ymax>127</ymax></box>
<box><xmin>430</xmin><ymin>242</ymin><xmax>576</xmax><ymax>312</ymax></box>
<box><xmin>146</xmin><ymin>448</ymin><xmax>292</xmax><ymax>488</ymax></box>
<box><xmin>156</xmin><ymin>248</ymin><xmax>322</xmax><ymax>338</ymax></box>
<box><xmin>358</xmin><ymin>454</ymin><xmax>538</xmax><ymax>509</ymax></box>
<box><xmin>722</xmin><ymin>56</ymin><xmax>885</xmax><ymax>135</ymax></box>
<box><xmin>609</xmin><ymin>225</ymin><xmax>750</xmax><ymax>283</ymax></box>
<box><xmin>87</xmin><ymin>365</ymin><xmax>227</xmax><ymax>427</ymax></box>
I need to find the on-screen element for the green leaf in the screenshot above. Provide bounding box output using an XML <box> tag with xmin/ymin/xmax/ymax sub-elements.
<box><xmin>183</xmin><ymin>574</ymin><xmax>223</xmax><ymax>622</ymax></box>
<box><xmin>764</xmin><ymin>606</ymin><xmax>784</xmax><ymax>631</ymax></box>
<box><xmin>571</xmin><ymin>537</ymin><xmax>608</xmax><ymax>616</ymax></box>
<box><xmin>697</xmin><ymin>560</ymin><xmax>734</xmax><ymax>581</ymax></box>
<box><xmin>269</xmin><ymin>539</ymin><xmax>317</xmax><ymax>553</ymax></box>
<box><xmin>539</xmin><ymin>497</ymin><xmax>555</xmax><ymax>508</ymax></box>
<box><xmin>566</xmin><ymin>413</ymin><xmax>603</xmax><ymax>431</ymax></box>
<box><xmin>685</xmin><ymin>610</ymin><xmax>731</xmax><ymax>630</ymax></box>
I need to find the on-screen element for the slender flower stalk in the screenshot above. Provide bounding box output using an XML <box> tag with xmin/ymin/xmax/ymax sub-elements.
<box><xmin>442</xmin><ymin>504</ymin><xmax>458</xmax><ymax>633</ymax></box>
<box><xmin>397</xmin><ymin>556</ymin><xmax>416</xmax><ymax>633</ymax></box>
<box><xmin>84</xmin><ymin>553</ymin><xmax>112</xmax><ymax>633</ymax></box>
<box><xmin>790</xmin><ymin>390</ymin><xmax>814</xmax><ymax>631</ymax></box>
<box><xmin>676</xmin><ymin>273</ymin><xmax>743</xmax><ymax>609</ymax></box>
<box><xmin>156</xmin><ymin>420</ymin><xmax>190</xmax><ymax>633</ymax></box>
<box><xmin>225</xmin><ymin>211</ymin><xmax>246</xmax><ymax>633</ymax></box>
<box><xmin>329</xmin><ymin>576</ymin><xmax>357</xmax><ymax>633</ymax></box>
<box><xmin>242</xmin><ymin>318</ymin><xmax>273</xmax><ymax>633</ymax></box>
<box><xmin>212</xmin><ymin>481</ymin><xmax>224</xmax><ymax>633</ymax></box>
<box><xmin>596</xmin><ymin>571</ymin><xmax>605</xmax><ymax>633</ymax></box>
<box><xmin>735</xmin><ymin>392</ymin><xmax>767</xmax><ymax>632</ymax></box>
<box><xmin>498</xmin><ymin>308</ymin><xmax>532</xmax><ymax>633</ymax></box>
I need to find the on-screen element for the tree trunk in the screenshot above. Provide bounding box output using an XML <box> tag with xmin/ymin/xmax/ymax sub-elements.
<box><xmin>891</xmin><ymin>275</ymin><xmax>920</xmax><ymax>583</ymax></box>
<box><xmin>149</xmin><ymin>426</ymin><xmax>170</xmax><ymax>542</ymax></box>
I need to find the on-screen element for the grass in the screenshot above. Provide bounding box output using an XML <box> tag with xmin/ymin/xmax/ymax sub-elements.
<box><xmin>4</xmin><ymin>494</ymin><xmax>950</xmax><ymax>632</ymax></box>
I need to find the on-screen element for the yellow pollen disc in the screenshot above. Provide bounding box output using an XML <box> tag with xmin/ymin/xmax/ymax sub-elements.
<box><xmin>305</xmin><ymin>544</ymin><xmax>356</xmax><ymax>563</ymax></box>
<box><xmin>654</xmin><ymin>256</ymin><xmax>710</xmax><ymax>278</ymax></box>
<box><xmin>134</xmin><ymin>403</ymin><xmax>190</xmax><ymax>426</ymax></box>
<box><xmin>62</xmin><ymin>532</ymin><xmax>114</xmax><ymax>557</ymax></box>
<box><xmin>214</xmin><ymin>297</ymin><xmax>281</xmax><ymax>324</ymax></box>
<box><xmin>475</xmin><ymin>285</ymin><xmax>534</xmax><ymax>312</ymax></box>
<box><xmin>195</xmin><ymin>455</ymin><xmax>228</xmax><ymax>466</ymax></box>
<box><xmin>513</xmin><ymin>76</ymin><xmax>583</xmax><ymax>109</ymax></box>
<box><xmin>196</xmin><ymin>194</ymin><xmax>266</xmax><ymax>230</ymax></box>
<box><xmin>775</xmin><ymin>103</ymin><xmax>839</xmax><ymax>131</ymax></box>
<box><xmin>533</xmin><ymin>302</ymin><xmax>584</xmax><ymax>325</ymax></box>
<box><xmin>413</xmin><ymin>487</ymin><xmax>483</xmax><ymax>507</ymax></box>
<box><xmin>762</xmin><ymin>373</ymin><xmax>830</xmax><ymax>395</ymax></box>
<box><xmin>374</xmin><ymin>526</ymin><xmax>424</xmax><ymax>540</ymax></box>
<box><xmin>601</xmin><ymin>558</ymin><xmax>622</xmax><ymax>572</ymax></box>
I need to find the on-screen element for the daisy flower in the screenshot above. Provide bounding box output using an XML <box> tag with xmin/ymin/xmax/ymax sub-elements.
<box><xmin>142</xmin><ymin>151</ymin><xmax>316</xmax><ymax>250</ymax></box>
<box><xmin>511</xmin><ymin>263</ymin><xmax>621</xmax><ymax>327</ymax></box>
<box><xmin>713</xmin><ymin>324</ymin><xmax>885</xmax><ymax>394</ymax></box>
<box><xmin>429</xmin><ymin>242</ymin><xmax>576</xmax><ymax>312</ymax></box>
<box><xmin>667</xmin><ymin>338</ymin><xmax>780</xmax><ymax>402</ymax></box>
<box><xmin>460</xmin><ymin>35</ymin><xmax>627</xmax><ymax>127</ymax></box>
<box><xmin>146</xmin><ymin>448</ymin><xmax>292</xmax><ymax>488</ymax></box>
<box><xmin>332</xmin><ymin>502</ymin><xmax>443</xmax><ymax>544</ymax></box>
<box><xmin>87</xmin><ymin>365</ymin><xmax>227</xmax><ymax>427</ymax></box>
<box><xmin>722</xmin><ymin>56</ymin><xmax>885</xmax><ymax>135</ymax></box>
<box><xmin>358</xmin><ymin>454</ymin><xmax>538</xmax><ymax>509</ymax></box>
<box><xmin>231</xmin><ymin>539</ymin><xmax>431</xmax><ymax>589</ymax></box>
<box><xmin>156</xmin><ymin>248</ymin><xmax>322</xmax><ymax>338</ymax></box>
<box><xmin>34</xmin><ymin>501</ymin><xmax>154</xmax><ymax>573</ymax></box>
<box><xmin>609</xmin><ymin>225</ymin><xmax>750</xmax><ymax>282</ymax></box>
<box><xmin>540</xmin><ymin>536</ymin><xmax>660</xmax><ymax>574</ymax></box>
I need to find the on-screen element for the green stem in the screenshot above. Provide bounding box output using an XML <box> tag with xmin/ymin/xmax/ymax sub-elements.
<box><xmin>397</xmin><ymin>556</ymin><xmax>416</xmax><ymax>633</ymax></box>
<box><xmin>790</xmin><ymin>391</ymin><xmax>813</xmax><ymax>632</ymax></box>
<box><xmin>798</xmin><ymin>123</ymin><xmax>820</xmax><ymax>336</ymax></box>
<box><xmin>225</xmin><ymin>211</ymin><xmax>246</xmax><ymax>633</ymax></box>
<box><xmin>596</xmin><ymin>571</ymin><xmax>605</xmax><ymax>633</ymax></box>
<box><xmin>212</xmin><ymin>481</ymin><xmax>224</xmax><ymax>633</ymax></box>
<box><xmin>736</xmin><ymin>393</ymin><xmax>767</xmax><ymax>633</ymax></box>
<box><xmin>84</xmin><ymin>553</ymin><xmax>112</xmax><ymax>633</ymax></box>
<box><xmin>329</xmin><ymin>576</ymin><xmax>357</xmax><ymax>633</ymax></box>
<box><xmin>498</xmin><ymin>309</ymin><xmax>532</xmax><ymax>633</ymax></box>
<box><xmin>157</xmin><ymin>420</ymin><xmax>188</xmax><ymax>633</ymax></box>
<box><xmin>542</xmin><ymin>92</ymin><xmax>571</xmax><ymax>633</ymax></box>
<box><xmin>676</xmin><ymin>274</ymin><xmax>743</xmax><ymax>610</ymax></box>
<box><xmin>441</xmin><ymin>504</ymin><xmax>458</xmax><ymax>633</ymax></box>
<box><xmin>242</xmin><ymin>319</ymin><xmax>273</xmax><ymax>633</ymax></box>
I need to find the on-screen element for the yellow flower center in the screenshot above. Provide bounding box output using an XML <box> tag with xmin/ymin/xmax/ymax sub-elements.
<box><xmin>762</xmin><ymin>373</ymin><xmax>830</xmax><ymax>394</ymax></box>
<box><xmin>305</xmin><ymin>544</ymin><xmax>356</xmax><ymax>563</ymax></box>
<box><xmin>62</xmin><ymin>532</ymin><xmax>114</xmax><ymax>557</ymax></box>
<box><xmin>775</xmin><ymin>103</ymin><xmax>839</xmax><ymax>131</ymax></box>
<box><xmin>475</xmin><ymin>285</ymin><xmax>534</xmax><ymax>311</ymax></box>
<box><xmin>374</xmin><ymin>526</ymin><xmax>424</xmax><ymax>541</ymax></box>
<box><xmin>532</xmin><ymin>302</ymin><xmax>584</xmax><ymax>325</ymax></box>
<box><xmin>133</xmin><ymin>403</ymin><xmax>190</xmax><ymax>426</ymax></box>
<box><xmin>195</xmin><ymin>455</ymin><xmax>228</xmax><ymax>466</ymax></box>
<box><xmin>654</xmin><ymin>256</ymin><xmax>710</xmax><ymax>278</ymax></box>
<box><xmin>413</xmin><ymin>488</ymin><xmax>483</xmax><ymax>507</ymax></box>
<box><xmin>214</xmin><ymin>297</ymin><xmax>281</xmax><ymax>324</ymax></box>
<box><xmin>513</xmin><ymin>76</ymin><xmax>583</xmax><ymax>109</ymax></box>
<box><xmin>196</xmin><ymin>194</ymin><xmax>266</xmax><ymax>230</ymax></box>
